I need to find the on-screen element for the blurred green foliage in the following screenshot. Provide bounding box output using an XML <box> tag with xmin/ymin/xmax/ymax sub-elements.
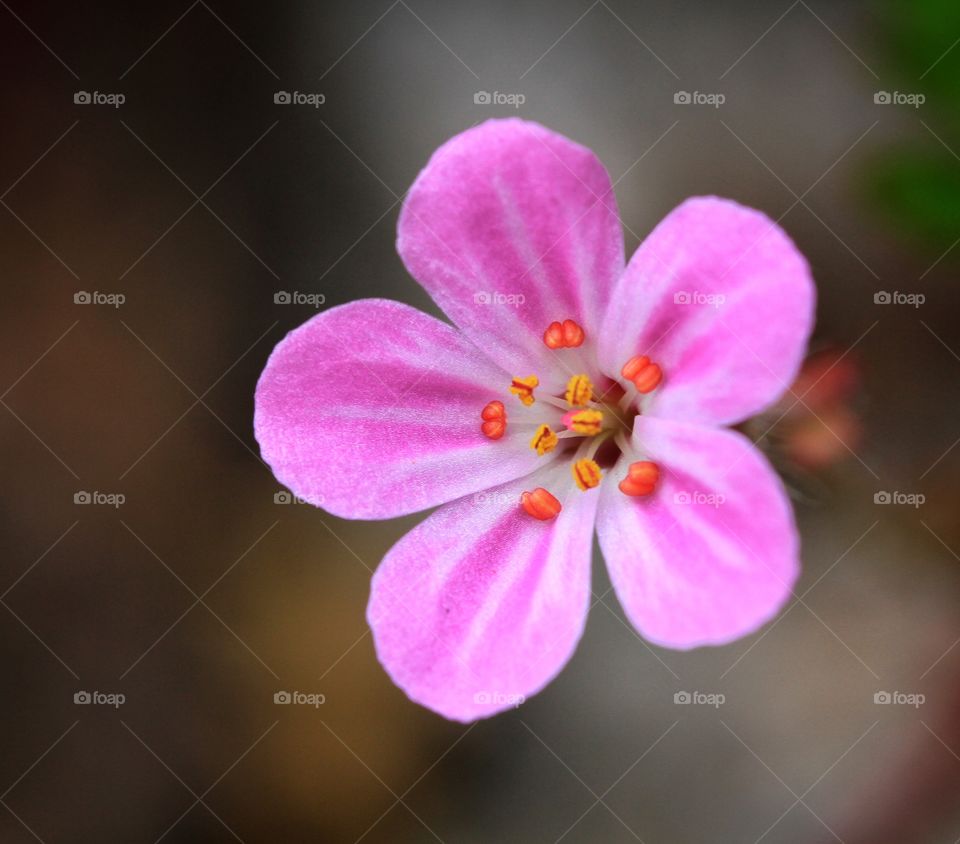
<box><xmin>869</xmin><ymin>0</ymin><xmax>960</xmax><ymax>251</ymax></box>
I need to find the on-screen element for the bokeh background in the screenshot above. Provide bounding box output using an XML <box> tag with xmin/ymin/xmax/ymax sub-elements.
<box><xmin>2</xmin><ymin>0</ymin><xmax>959</xmax><ymax>841</ymax></box>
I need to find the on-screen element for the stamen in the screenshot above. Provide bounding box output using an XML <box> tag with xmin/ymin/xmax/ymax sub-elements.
<box><xmin>564</xmin><ymin>374</ymin><xmax>594</xmax><ymax>407</ymax></box>
<box><xmin>538</xmin><ymin>394</ymin><xmax>572</xmax><ymax>411</ymax></box>
<box><xmin>584</xmin><ymin>429</ymin><xmax>614</xmax><ymax>460</ymax></box>
<box><xmin>480</xmin><ymin>400</ymin><xmax>506</xmax><ymax>440</ymax></box>
<box><xmin>562</xmin><ymin>408</ymin><xmax>603</xmax><ymax>435</ymax></box>
<box><xmin>520</xmin><ymin>487</ymin><xmax>562</xmax><ymax>520</ymax></box>
<box><xmin>543</xmin><ymin>319</ymin><xmax>585</xmax><ymax>349</ymax></box>
<box><xmin>562</xmin><ymin>319</ymin><xmax>585</xmax><ymax>347</ymax></box>
<box><xmin>620</xmin><ymin>355</ymin><xmax>663</xmax><ymax>394</ymax></box>
<box><xmin>572</xmin><ymin>458</ymin><xmax>602</xmax><ymax>491</ymax></box>
<box><xmin>530</xmin><ymin>424</ymin><xmax>558</xmax><ymax>455</ymax></box>
<box><xmin>618</xmin><ymin>460</ymin><xmax>660</xmax><ymax>497</ymax></box>
<box><xmin>509</xmin><ymin>375</ymin><xmax>539</xmax><ymax>406</ymax></box>
<box><xmin>543</xmin><ymin>322</ymin><xmax>565</xmax><ymax>350</ymax></box>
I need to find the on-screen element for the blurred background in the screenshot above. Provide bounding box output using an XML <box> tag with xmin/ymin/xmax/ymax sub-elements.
<box><xmin>1</xmin><ymin>0</ymin><xmax>959</xmax><ymax>841</ymax></box>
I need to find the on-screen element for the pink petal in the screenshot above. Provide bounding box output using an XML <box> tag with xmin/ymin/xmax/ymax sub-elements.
<box><xmin>598</xmin><ymin>196</ymin><xmax>815</xmax><ymax>426</ymax></box>
<box><xmin>398</xmin><ymin>119</ymin><xmax>624</xmax><ymax>392</ymax></box>
<box><xmin>597</xmin><ymin>415</ymin><xmax>799</xmax><ymax>649</ymax></box>
<box><xmin>367</xmin><ymin>466</ymin><xmax>599</xmax><ymax>721</ymax></box>
<box><xmin>254</xmin><ymin>299</ymin><xmax>556</xmax><ymax>519</ymax></box>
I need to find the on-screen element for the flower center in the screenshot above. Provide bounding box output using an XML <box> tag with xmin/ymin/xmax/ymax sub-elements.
<box><xmin>479</xmin><ymin>319</ymin><xmax>665</xmax><ymax>519</ymax></box>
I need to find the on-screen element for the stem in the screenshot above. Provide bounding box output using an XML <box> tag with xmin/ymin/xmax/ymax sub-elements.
<box><xmin>538</xmin><ymin>394</ymin><xmax>570</xmax><ymax>411</ymax></box>
<box><xmin>585</xmin><ymin>430</ymin><xmax>614</xmax><ymax>461</ymax></box>
<box><xmin>573</xmin><ymin>430</ymin><xmax>613</xmax><ymax>462</ymax></box>
<box><xmin>614</xmin><ymin>430</ymin><xmax>634</xmax><ymax>457</ymax></box>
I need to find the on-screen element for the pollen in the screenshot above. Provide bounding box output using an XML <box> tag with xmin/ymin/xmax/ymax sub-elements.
<box><xmin>562</xmin><ymin>408</ymin><xmax>603</xmax><ymax>435</ymax></box>
<box><xmin>618</xmin><ymin>460</ymin><xmax>660</xmax><ymax>497</ymax></box>
<box><xmin>520</xmin><ymin>487</ymin><xmax>562</xmax><ymax>520</ymax></box>
<box><xmin>480</xmin><ymin>400</ymin><xmax>506</xmax><ymax>440</ymax></box>
<box><xmin>543</xmin><ymin>319</ymin><xmax>585</xmax><ymax>349</ymax></box>
<box><xmin>621</xmin><ymin>355</ymin><xmax>663</xmax><ymax>394</ymax></box>
<box><xmin>572</xmin><ymin>458</ymin><xmax>602</xmax><ymax>490</ymax></box>
<box><xmin>530</xmin><ymin>424</ymin><xmax>558</xmax><ymax>455</ymax></box>
<box><xmin>564</xmin><ymin>374</ymin><xmax>594</xmax><ymax>407</ymax></box>
<box><xmin>509</xmin><ymin>375</ymin><xmax>539</xmax><ymax>406</ymax></box>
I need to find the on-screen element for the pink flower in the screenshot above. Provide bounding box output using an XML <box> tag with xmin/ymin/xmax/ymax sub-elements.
<box><xmin>255</xmin><ymin>119</ymin><xmax>815</xmax><ymax>722</ymax></box>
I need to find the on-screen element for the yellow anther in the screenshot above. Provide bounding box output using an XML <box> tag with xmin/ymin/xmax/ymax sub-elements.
<box><xmin>564</xmin><ymin>373</ymin><xmax>594</xmax><ymax>407</ymax></box>
<box><xmin>509</xmin><ymin>375</ymin><xmax>539</xmax><ymax>406</ymax></box>
<box><xmin>530</xmin><ymin>424</ymin><xmax>558</xmax><ymax>455</ymax></box>
<box><xmin>564</xmin><ymin>408</ymin><xmax>603</xmax><ymax>436</ymax></box>
<box><xmin>572</xmin><ymin>458</ymin><xmax>602</xmax><ymax>490</ymax></box>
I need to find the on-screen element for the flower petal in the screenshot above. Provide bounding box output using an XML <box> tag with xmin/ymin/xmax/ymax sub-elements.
<box><xmin>597</xmin><ymin>415</ymin><xmax>799</xmax><ymax>649</ymax></box>
<box><xmin>367</xmin><ymin>465</ymin><xmax>598</xmax><ymax>721</ymax></box>
<box><xmin>598</xmin><ymin>196</ymin><xmax>815</xmax><ymax>425</ymax></box>
<box><xmin>254</xmin><ymin>299</ymin><xmax>557</xmax><ymax>519</ymax></box>
<box><xmin>398</xmin><ymin>118</ymin><xmax>624</xmax><ymax>391</ymax></box>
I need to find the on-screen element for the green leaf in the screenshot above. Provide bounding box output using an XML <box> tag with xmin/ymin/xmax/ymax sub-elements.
<box><xmin>869</xmin><ymin>151</ymin><xmax>960</xmax><ymax>248</ymax></box>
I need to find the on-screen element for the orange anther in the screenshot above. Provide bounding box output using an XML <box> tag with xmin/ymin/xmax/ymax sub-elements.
<box><xmin>618</xmin><ymin>461</ymin><xmax>660</xmax><ymax>497</ymax></box>
<box><xmin>633</xmin><ymin>363</ymin><xmax>662</xmax><ymax>393</ymax></box>
<box><xmin>480</xmin><ymin>400</ymin><xmax>506</xmax><ymax>439</ymax></box>
<box><xmin>562</xmin><ymin>408</ymin><xmax>603</xmax><ymax>436</ymax></box>
<box><xmin>543</xmin><ymin>321</ymin><xmax>565</xmax><ymax>349</ymax></box>
<box><xmin>481</xmin><ymin>400</ymin><xmax>505</xmax><ymax>421</ymax></box>
<box><xmin>561</xmin><ymin>319</ymin><xmax>585</xmax><ymax>347</ymax></box>
<box><xmin>621</xmin><ymin>355</ymin><xmax>649</xmax><ymax>381</ymax></box>
<box><xmin>481</xmin><ymin>419</ymin><xmax>506</xmax><ymax>439</ymax></box>
<box><xmin>509</xmin><ymin>375</ymin><xmax>539</xmax><ymax>406</ymax></box>
<box><xmin>530</xmin><ymin>424</ymin><xmax>558</xmax><ymax>455</ymax></box>
<box><xmin>543</xmin><ymin>319</ymin><xmax>585</xmax><ymax>349</ymax></box>
<box><xmin>621</xmin><ymin>355</ymin><xmax>662</xmax><ymax>394</ymax></box>
<box><xmin>572</xmin><ymin>458</ymin><xmax>602</xmax><ymax>491</ymax></box>
<box><xmin>520</xmin><ymin>487</ymin><xmax>562</xmax><ymax>520</ymax></box>
<box><xmin>564</xmin><ymin>373</ymin><xmax>594</xmax><ymax>407</ymax></box>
